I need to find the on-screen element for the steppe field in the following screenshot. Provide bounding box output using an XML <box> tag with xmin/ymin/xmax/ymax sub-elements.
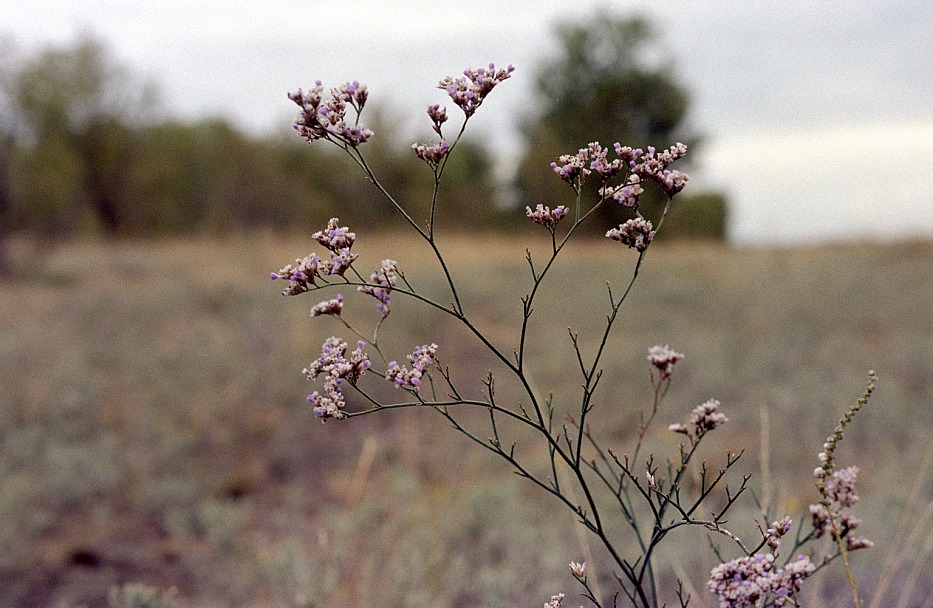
<box><xmin>1</xmin><ymin>234</ymin><xmax>930</xmax><ymax>607</ymax></box>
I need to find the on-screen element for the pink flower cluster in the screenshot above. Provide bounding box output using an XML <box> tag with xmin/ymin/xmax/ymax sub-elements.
<box><xmin>412</xmin><ymin>140</ymin><xmax>451</xmax><ymax>167</ymax></box>
<box><xmin>525</xmin><ymin>204</ymin><xmax>570</xmax><ymax>229</ymax></box>
<box><xmin>358</xmin><ymin>259</ymin><xmax>398</xmax><ymax>317</ymax></box>
<box><xmin>270</xmin><ymin>253</ymin><xmax>322</xmax><ymax>296</ymax></box>
<box><xmin>303</xmin><ymin>337</ymin><xmax>371</xmax><ymax>421</ymax></box>
<box><xmin>600</xmin><ymin>175</ymin><xmax>644</xmax><ymax>209</ymax></box>
<box><xmin>543</xmin><ymin>593</ymin><xmax>565</xmax><ymax>608</ymax></box>
<box><xmin>764</xmin><ymin>516</ymin><xmax>793</xmax><ymax>550</ymax></box>
<box><xmin>310</xmin><ymin>294</ymin><xmax>344</xmax><ymax>317</ymax></box>
<box><xmin>312</xmin><ymin>217</ymin><xmax>356</xmax><ymax>250</ymax></box>
<box><xmin>809</xmin><ymin>466</ymin><xmax>872</xmax><ymax>550</ymax></box>
<box><xmin>647</xmin><ymin>343</ymin><xmax>683</xmax><ymax>381</ymax></box>
<box><xmin>387</xmin><ymin>343</ymin><xmax>438</xmax><ymax>390</ymax></box>
<box><xmin>670</xmin><ymin>399</ymin><xmax>728</xmax><ymax>438</ymax></box>
<box><xmin>550</xmin><ymin>141</ymin><xmax>688</xmax><ymax>202</ymax></box>
<box><xmin>707</xmin><ymin>553</ymin><xmax>814</xmax><ymax>608</ymax></box>
<box><xmin>427</xmin><ymin>104</ymin><xmax>448</xmax><ymax>136</ymax></box>
<box><xmin>438</xmin><ymin>63</ymin><xmax>515</xmax><ymax>117</ymax></box>
<box><xmin>270</xmin><ymin>218</ymin><xmax>359</xmax><ymax>295</ymax></box>
<box><xmin>606</xmin><ymin>218</ymin><xmax>655</xmax><ymax>252</ymax></box>
<box><xmin>631</xmin><ymin>143</ymin><xmax>689</xmax><ymax>197</ymax></box>
<box><xmin>690</xmin><ymin>399</ymin><xmax>729</xmax><ymax>434</ymax></box>
<box><xmin>288</xmin><ymin>80</ymin><xmax>373</xmax><ymax>147</ymax></box>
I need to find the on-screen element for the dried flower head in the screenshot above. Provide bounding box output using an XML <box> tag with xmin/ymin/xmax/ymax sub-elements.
<box><xmin>764</xmin><ymin>516</ymin><xmax>793</xmax><ymax>550</ymax></box>
<box><xmin>569</xmin><ymin>561</ymin><xmax>587</xmax><ymax>578</ymax></box>
<box><xmin>690</xmin><ymin>399</ymin><xmax>728</xmax><ymax>434</ymax></box>
<box><xmin>647</xmin><ymin>343</ymin><xmax>683</xmax><ymax>380</ymax></box>
<box><xmin>438</xmin><ymin>63</ymin><xmax>514</xmax><ymax>117</ymax></box>
<box><xmin>310</xmin><ymin>294</ymin><xmax>344</xmax><ymax>317</ymax></box>
<box><xmin>606</xmin><ymin>218</ymin><xmax>655</xmax><ymax>252</ymax></box>
<box><xmin>358</xmin><ymin>259</ymin><xmax>399</xmax><ymax>317</ymax></box>
<box><xmin>306</xmin><ymin>385</ymin><xmax>346</xmax><ymax>421</ymax></box>
<box><xmin>600</xmin><ymin>174</ymin><xmax>645</xmax><ymax>209</ymax></box>
<box><xmin>412</xmin><ymin>140</ymin><xmax>451</xmax><ymax>167</ymax></box>
<box><xmin>303</xmin><ymin>338</ymin><xmax>371</xmax><ymax>421</ymax></box>
<box><xmin>707</xmin><ymin>553</ymin><xmax>776</xmax><ymax>608</ymax></box>
<box><xmin>707</xmin><ymin>553</ymin><xmax>814</xmax><ymax>608</ymax></box>
<box><xmin>543</xmin><ymin>593</ymin><xmax>565</xmax><ymax>608</ymax></box>
<box><xmin>550</xmin><ymin>147</ymin><xmax>592</xmax><ymax>188</ymax></box>
<box><xmin>526</xmin><ymin>204</ymin><xmax>570</xmax><ymax>229</ymax></box>
<box><xmin>809</xmin><ymin>373</ymin><xmax>876</xmax><ymax>551</ymax></box>
<box><xmin>312</xmin><ymin>217</ymin><xmax>356</xmax><ymax>252</ymax></box>
<box><xmin>386</xmin><ymin>343</ymin><xmax>438</xmax><ymax>390</ymax></box>
<box><xmin>654</xmin><ymin>169</ymin><xmax>689</xmax><ymax>197</ymax></box>
<box><xmin>289</xmin><ymin>81</ymin><xmax>373</xmax><ymax>146</ymax></box>
<box><xmin>271</xmin><ymin>253</ymin><xmax>321</xmax><ymax>296</ymax></box>
<box><xmin>321</xmin><ymin>247</ymin><xmax>358</xmax><ymax>277</ymax></box>
<box><xmin>808</xmin><ymin>466</ymin><xmax>871</xmax><ymax>549</ymax></box>
<box><xmin>826</xmin><ymin>465</ymin><xmax>860</xmax><ymax>508</ymax></box>
<box><xmin>427</xmin><ymin>103</ymin><xmax>448</xmax><ymax>136</ymax></box>
<box><xmin>769</xmin><ymin>556</ymin><xmax>815</xmax><ymax>607</ymax></box>
<box><xmin>626</xmin><ymin>142</ymin><xmax>689</xmax><ymax>198</ymax></box>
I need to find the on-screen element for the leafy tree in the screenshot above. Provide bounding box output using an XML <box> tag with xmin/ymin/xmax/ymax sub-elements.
<box><xmin>280</xmin><ymin>105</ymin><xmax>505</xmax><ymax>233</ymax></box>
<box><xmin>517</xmin><ymin>15</ymin><xmax>726</xmax><ymax>238</ymax></box>
<box><xmin>0</xmin><ymin>37</ymin><xmax>507</xmax><ymax>238</ymax></box>
<box><xmin>1</xmin><ymin>35</ymin><xmax>155</xmax><ymax>235</ymax></box>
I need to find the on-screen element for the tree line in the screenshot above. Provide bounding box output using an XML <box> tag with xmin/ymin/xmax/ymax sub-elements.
<box><xmin>0</xmin><ymin>17</ymin><xmax>726</xmax><ymax>245</ymax></box>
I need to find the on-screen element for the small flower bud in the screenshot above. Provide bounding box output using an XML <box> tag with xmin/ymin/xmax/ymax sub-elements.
<box><xmin>569</xmin><ymin>561</ymin><xmax>587</xmax><ymax>578</ymax></box>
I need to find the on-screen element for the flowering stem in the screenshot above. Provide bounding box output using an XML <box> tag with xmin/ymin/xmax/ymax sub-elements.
<box><xmin>347</xmin><ymin>149</ymin><xmax>466</xmax><ymax>315</ymax></box>
<box><xmin>833</xmin><ymin>524</ymin><xmax>862</xmax><ymax>608</ymax></box>
<box><xmin>429</xmin><ymin>118</ymin><xmax>469</xmax><ymax>238</ymax></box>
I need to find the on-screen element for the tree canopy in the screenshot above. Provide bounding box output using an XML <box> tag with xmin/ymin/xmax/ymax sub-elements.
<box><xmin>516</xmin><ymin>15</ymin><xmax>727</xmax><ymax>238</ymax></box>
<box><xmin>0</xmin><ymin>36</ymin><xmax>504</xmax><ymax>240</ymax></box>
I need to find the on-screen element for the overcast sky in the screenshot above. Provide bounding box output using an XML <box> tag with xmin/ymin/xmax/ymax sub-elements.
<box><xmin>4</xmin><ymin>0</ymin><xmax>932</xmax><ymax>244</ymax></box>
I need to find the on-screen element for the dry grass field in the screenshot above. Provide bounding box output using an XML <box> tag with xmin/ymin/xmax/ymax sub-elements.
<box><xmin>0</xmin><ymin>233</ymin><xmax>930</xmax><ymax>607</ymax></box>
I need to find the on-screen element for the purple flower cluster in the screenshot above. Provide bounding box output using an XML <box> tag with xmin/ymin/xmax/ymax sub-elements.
<box><xmin>550</xmin><ymin>147</ymin><xmax>592</xmax><ymax>186</ymax></box>
<box><xmin>600</xmin><ymin>175</ymin><xmax>644</xmax><ymax>209</ymax></box>
<box><xmin>303</xmin><ymin>337</ymin><xmax>371</xmax><ymax>421</ymax></box>
<box><xmin>312</xmin><ymin>217</ymin><xmax>356</xmax><ymax>250</ymax></box>
<box><xmin>824</xmin><ymin>465</ymin><xmax>860</xmax><ymax>507</ymax></box>
<box><xmin>270</xmin><ymin>218</ymin><xmax>360</xmax><ymax>296</ymax></box>
<box><xmin>438</xmin><ymin>63</ymin><xmax>515</xmax><ymax>117</ymax></box>
<box><xmin>288</xmin><ymin>80</ymin><xmax>373</xmax><ymax>147</ymax></box>
<box><xmin>550</xmin><ymin>141</ymin><xmax>688</xmax><ymax>203</ymax></box>
<box><xmin>427</xmin><ymin>104</ymin><xmax>448</xmax><ymax>136</ymax></box>
<box><xmin>764</xmin><ymin>516</ymin><xmax>793</xmax><ymax>550</ymax></box>
<box><xmin>606</xmin><ymin>218</ymin><xmax>655</xmax><ymax>252</ymax></box>
<box><xmin>270</xmin><ymin>254</ymin><xmax>322</xmax><ymax>296</ymax></box>
<box><xmin>707</xmin><ymin>553</ymin><xmax>814</xmax><ymax>608</ymax></box>
<box><xmin>358</xmin><ymin>259</ymin><xmax>398</xmax><ymax>317</ymax></box>
<box><xmin>386</xmin><ymin>343</ymin><xmax>438</xmax><ymax>390</ymax></box>
<box><xmin>809</xmin><ymin>466</ymin><xmax>872</xmax><ymax>550</ymax></box>
<box><xmin>310</xmin><ymin>294</ymin><xmax>344</xmax><ymax>317</ymax></box>
<box><xmin>412</xmin><ymin>140</ymin><xmax>451</xmax><ymax>167</ymax></box>
<box><xmin>525</xmin><ymin>204</ymin><xmax>570</xmax><ymax>229</ymax></box>
<box><xmin>631</xmin><ymin>143</ymin><xmax>689</xmax><ymax>194</ymax></box>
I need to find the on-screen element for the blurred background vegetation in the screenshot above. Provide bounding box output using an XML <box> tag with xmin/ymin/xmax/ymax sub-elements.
<box><xmin>1</xmin><ymin>11</ymin><xmax>929</xmax><ymax>608</ymax></box>
<box><xmin>0</xmin><ymin>14</ymin><xmax>726</xmax><ymax>263</ymax></box>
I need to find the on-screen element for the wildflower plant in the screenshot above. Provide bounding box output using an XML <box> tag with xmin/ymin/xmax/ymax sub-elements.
<box><xmin>272</xmin><ymin>65</ymin><xmax>876</xmax><ymax>607</ymax></box>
